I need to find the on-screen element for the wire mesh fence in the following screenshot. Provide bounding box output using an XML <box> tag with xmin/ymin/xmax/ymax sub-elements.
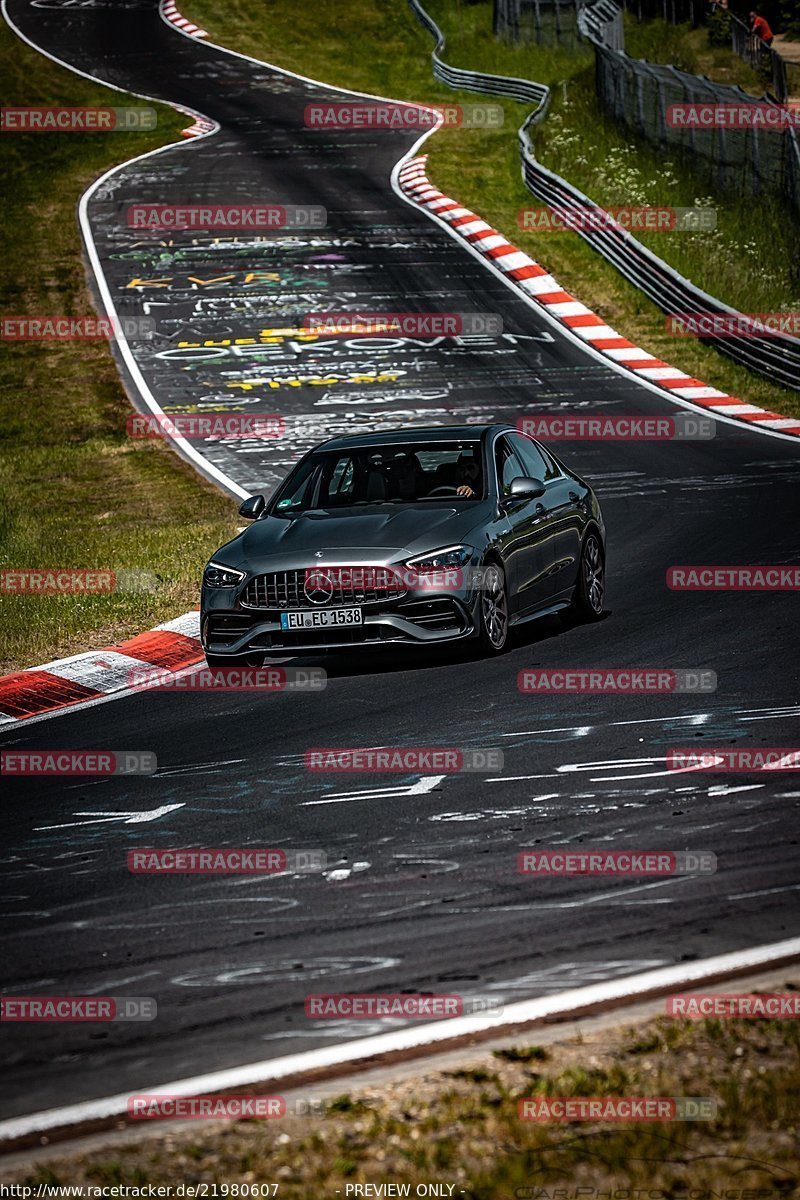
<box><xmin>494</xmin><ymin>0</ymin><xmax>584</xmax><ymax>48</ymax></box>
<box><xmin>593</xmin><ymin>42</ymin><xmax>799</xmax><ymax>207</ymax></box>
<box><xmin>623</xmin><ymin>0</ymin><xmax>798</xmax><ymax>102</ymax></box>
<box><xmin>583</xmin><ymin>2</ymin><xmax>800</xmax><ymax>215</ymax></box>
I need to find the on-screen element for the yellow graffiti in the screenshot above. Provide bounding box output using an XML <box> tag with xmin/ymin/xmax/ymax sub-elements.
<box><xmin>125</xmin><ymin>271</ymin><xmax>284</xmax><ymax>289</ymax></box>
<box><xmin>125</xmin><ymin>277</ymin><xmax>172</xmax><ymax>289</ymax></box>
<box><xmin>176</xmin><ymin>328</ymin><xmax>319</xmax><ymax>349</ymax></box>
<box><xmin>226</xmin><ymin>372</ymin><xmax>404</xmax><ymax>391</ymax></box>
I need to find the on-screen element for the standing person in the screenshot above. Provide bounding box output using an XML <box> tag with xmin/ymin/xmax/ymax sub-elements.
<box><xmin>749</xmin><ymin>10</ymin><xmax>775</xmax><ymax>46</ymax></box>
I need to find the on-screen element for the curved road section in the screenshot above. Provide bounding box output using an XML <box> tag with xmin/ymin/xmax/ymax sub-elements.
<box><xmin>1</xmin><ymin>0</ymin><xmax>799</xmax><ymax>1122</ymax></box>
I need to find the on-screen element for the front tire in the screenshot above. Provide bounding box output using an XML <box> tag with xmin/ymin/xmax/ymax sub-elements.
<box><xmin>570</xmin><ymin>530</ymin><xmax>605</xmax><ymax>621</ymax></box>
<box><xmin>477</xmin><ymin>561</ymin><xmax>510</xmax><ymax>654</ymax></box>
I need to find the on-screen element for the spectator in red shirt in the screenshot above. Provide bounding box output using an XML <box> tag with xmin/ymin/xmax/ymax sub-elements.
<box><xmin>749</xmin><ymin>11</ymin><xmax>775</xmax><ymax>45</ymax></box>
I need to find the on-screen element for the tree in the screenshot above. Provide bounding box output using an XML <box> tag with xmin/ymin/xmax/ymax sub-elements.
<box><xmin>777</xmin><ymin>0</ymin><xmax>800</xmax><ymax>37</ymax></box>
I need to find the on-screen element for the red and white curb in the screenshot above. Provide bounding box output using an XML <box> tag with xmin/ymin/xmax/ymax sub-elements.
<box><xmin>158</xmin><ymin>5</ymin><xmax>214</xmax><ymax>138</ymax></box>
<box><xmin>180</xmin><ymin>113</ymin><xmax>216</xmax><ymax>138</ymax></box>
<box><xmin>161</xmin><ymin>0</ymin><xmax>206</xmax><ymax>38</ymax></box>
<box><xmin>398</xmin><ymin>156</ymin><xmax>800</xmax><ymax>438</ymax></box>
<box><xmin>0</xmin><ymin>612</ymin><xmax>203</xmax><ymax>727</ymax></box>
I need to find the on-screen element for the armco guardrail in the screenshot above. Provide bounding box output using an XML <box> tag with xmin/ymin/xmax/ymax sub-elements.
<box><xmin>409</xmin><ymin>0</ymin><xmax>549</xmax><ymax>117</ymax></box>
<box><xmin>408</xmin><ymin>0</ymin><xmax>800</xmax><ymax>391</ymax></box>
<box><xmin>579</xmin><ymin>0</ymin><xmax>624</xmax><ymax>48</ymax></box>
<box><xmin>578</xmin><ymin>0</ymin><xmax>800</xmax><ymax>389</ymax></box>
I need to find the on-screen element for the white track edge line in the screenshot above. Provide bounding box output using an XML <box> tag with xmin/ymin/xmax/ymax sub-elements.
<box><xmin>0</xmin><ymin>2</ymin><xmax>247</xmax><ymax>501</ymax></box>
<box><xmin>1</xmin><ymin>936</ymin><xmax>798</xmax><ymax>1142</ymax></box>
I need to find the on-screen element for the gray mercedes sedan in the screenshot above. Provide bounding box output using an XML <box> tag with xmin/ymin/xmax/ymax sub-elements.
<box><xmin>200</xmin><ymin>424</ymin><xmax>605</xmax><ymax>662</ymax></box>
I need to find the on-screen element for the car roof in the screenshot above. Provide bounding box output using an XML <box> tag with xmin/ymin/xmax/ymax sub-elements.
<box><xmin>315</xmin><ymin>425</ymin><xmax>513</xmax><ymax>452</ymax></box>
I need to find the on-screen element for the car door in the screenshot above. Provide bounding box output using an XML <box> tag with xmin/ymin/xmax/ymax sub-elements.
<box><xmin>493</xmin><ymin>434</ymin><xmax>557</xmax><ymax>613</ymax></box>
<box><xmin>508</xmin><ymin>433</ymin><xmax>584</xmax><ymax>600</ymax></box>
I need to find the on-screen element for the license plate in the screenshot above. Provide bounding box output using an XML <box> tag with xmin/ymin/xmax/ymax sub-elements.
<box><xmin>280</xmin><ymin>608</ymin><xmax>363</xmax><ymax>630</ymax></box>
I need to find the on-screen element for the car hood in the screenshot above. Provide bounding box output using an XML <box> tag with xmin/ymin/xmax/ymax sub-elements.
<box><xmin>212</xmin><ymin>502</ymin><xmax>495</xmax><ymax>572</ymax></box>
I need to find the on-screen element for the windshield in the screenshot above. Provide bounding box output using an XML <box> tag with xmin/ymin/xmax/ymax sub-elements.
<box><xmin>270</xmin><ymin>440</ymin><xmax>486</xmax><ymax>514</ymax></box>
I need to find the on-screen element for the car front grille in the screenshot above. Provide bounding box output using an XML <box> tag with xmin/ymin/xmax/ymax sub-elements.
<box><xmin>240</xmin><ymin>569</ymin><xmax>407</xmax><ymax>610</ymax></box>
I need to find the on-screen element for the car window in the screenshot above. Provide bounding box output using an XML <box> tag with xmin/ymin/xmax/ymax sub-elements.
<box><xmin>274</xmin><ymin>458</ymin><xmax>318</xmax><ymax>510</ymax></box>
<box><xmin>508</xmin><ymin>433</ymin><xmax>560</xmax><ymax>482</ymax></box>
<box><xmin>321</xmin><ymin>456</ymin><xmax>356</xmax><ymax>505</ymax></box>
<box><xmin>271</xmin><ymin>441</ymin><xmax>486</xmax><ymax>512</ymax></box>
<box><xmin>494</xmin><ymin>436</ymin><xmax>526</xmax><ymax>497</ymax></box>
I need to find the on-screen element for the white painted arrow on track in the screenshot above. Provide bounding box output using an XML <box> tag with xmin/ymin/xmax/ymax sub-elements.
<box><xmin>301</xmin><ymin>775</ymin><xmax>446</xmax><ymax>806</ymax></box>
<box><xmin>35</xmin><ymin>803</ymin><xmax>185</xmax><ymax>831</ymax></box>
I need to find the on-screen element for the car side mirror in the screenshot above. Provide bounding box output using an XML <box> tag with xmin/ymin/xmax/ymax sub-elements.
<box><xmin>500</xmin><ymin>476</ymin><xmax>546</xmax><ymax>508</ymax></box>
<box><xmin>238</xmin><ymin>494</ymin><xmax>266</xmax><ymax>520</ymax></box>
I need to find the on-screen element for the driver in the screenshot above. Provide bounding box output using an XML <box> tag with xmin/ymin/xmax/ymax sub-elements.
<box><xmin>455</xmin><ymin>452</ymin><xmax>482</xmax><ymax>498</ymax></box>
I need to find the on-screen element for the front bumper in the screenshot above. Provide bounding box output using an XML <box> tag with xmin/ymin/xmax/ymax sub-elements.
<box><xmin>201</xmin><ymin>592</ymin><xmax>477</xmax><ymax>656</ymax></box>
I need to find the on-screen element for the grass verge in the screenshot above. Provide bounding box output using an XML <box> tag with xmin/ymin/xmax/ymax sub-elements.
<box><xmin>623</xmin><ymin>14</ymin><xmax>766</xmax><ymax>91</ymax></box>
<box><xmin>185</xmin><ymin>0</ymin><xmax>800</xmax><ymax>419</ymax></box>
<box><xmin>6</xmin><ymin>998</ymin><xmax>799</xmax><ymax>1194</ymax></box>
<box><xmin>0</xmin><ymin>21</ymin><xmax>238</xmax><ymax>673</ymax></box>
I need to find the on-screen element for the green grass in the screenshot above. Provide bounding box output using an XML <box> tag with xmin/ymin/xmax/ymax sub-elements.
<box><xmin>623</xmin><ymin>14</ymin><xmax>767</xmax><ymax>91</ymax></box>
<box><xmin>7</xmin><ymin>1006</ymin><xmax>799</xmax><ymax>1195</ymax></box>
<box><xmin>185</xmin><ymin>0</ymin><xmax>800</xmax><ymax>421</ymax></box>
<box><xmin>0</xmin><ymin>22</ymin><xmax>239</xmax><ymax>672</ymax></box>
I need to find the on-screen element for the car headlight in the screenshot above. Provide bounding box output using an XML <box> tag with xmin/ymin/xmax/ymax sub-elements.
<box><xmin>203</xmin><ymin>562</ymin><xmax>246</xmax><ymax>588</ymax></box>
<box><xmin>404</xmin><ymin>545</ymin><xmax>474</xmax><ymax>572</ymax></box>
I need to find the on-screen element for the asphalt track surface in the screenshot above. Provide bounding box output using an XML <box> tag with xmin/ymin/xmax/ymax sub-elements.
<box><xmin>2</xmin><ymin>0</ymin><xmax>800</xmax><ymax>1121</ymax></box>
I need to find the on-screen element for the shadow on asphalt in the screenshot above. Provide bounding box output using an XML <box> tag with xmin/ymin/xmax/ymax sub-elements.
<box><xmin>287</xmin><ymin>611</ymin><xmax>612</xmax><ymax>680</ymax></box>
